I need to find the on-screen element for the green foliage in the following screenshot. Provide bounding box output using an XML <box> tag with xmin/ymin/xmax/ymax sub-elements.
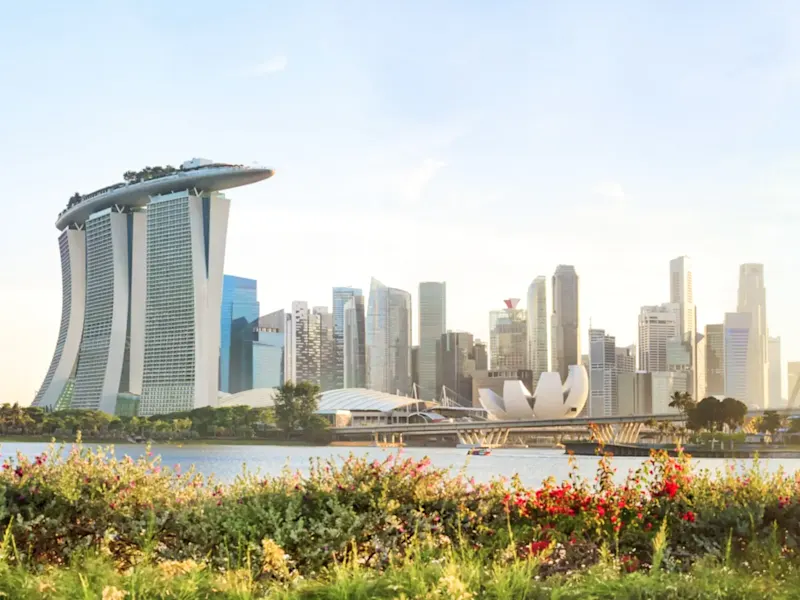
<box><xmin>272</xmin><ymin>381</ymin><xmax>324</xmax><ymax>437</ymax></box>
<box><xmin>687</xmin><ymin>396</ymin><xmax>748</xmax><ymax>433</ymax></box>
<box><xmin>757</xmin><ymin>411</ymin><xmax>785</xmax><ymax>434</ymax></box>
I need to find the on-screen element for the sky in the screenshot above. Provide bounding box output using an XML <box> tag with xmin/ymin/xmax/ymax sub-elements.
<box><xmin>1</xmin><ymin>0</ymin><xmax>799</xmax><ymax>403</ymax></box>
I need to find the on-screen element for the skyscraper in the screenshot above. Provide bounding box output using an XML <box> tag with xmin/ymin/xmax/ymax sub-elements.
<box><xmin>35</xmin><ymin>160</ymin><xmax>273</xmax><ymax>415</ymax></box>
<box><xmin>788</xmin><ymin>362</ymin><xmax>800</xmax><ymax>407</ymax></box>
<box><xmin>526</xmin><ymin>276</ymin><xmax>549</xmax><ymax>383</ymax></box>
<box><xmin>769</xmin><ymin>336</ymin><xmax>782</xmax><ymax>407</ymax></box>
<box><xmin>438</xmin><ymin>331</ymin><xmax>478</xmax><ymax>406</ymax></box>
<box><xmin>737</xmin><ymin>264</ymin><xmax>769</xmax><ymax>407</ymax></box>
<box><xmin>704</xmin><ymin>324</ymin><xmax>724</xmax><ymax>396</ymax></box>
<box><xmin>615</xmin><ymin>345</ymin><xmax>636</xmax><ymax>374</ymax></box>
<box><xmin>343</xmin><ymin>295</ymin><xmax>366</xmax><ymax>388</ymax></box>
<box><xmin>551</xmin><ymin>265</ymin><xmax>580</xmax><ymax>381</ymax></box>
<box><xmin>489</xmin><ymin>299</ymin><xmax>527</xmax><ymax>370</ymax></box>
<box><xmin>589</xmin><ymin>328</ymin><xmax>616</xmax><ymax>417</ymax></box>
<box><xmin>669</xmin><ymin>256</ymin><xmax>696</xmax><ymax>339</ymax></box>
<box><xmin>724</xmin><ymin>312</ymin><xmax>752</xmax><ymax>402</ymax></box>
<box><xmin>314</xmin><ymin>306</ymin><xmax>336</xmax><ymax>391</ymax></box>
<box><xmin>418</xmin><ymin>282</ymin><xmax>446</xmax><ymax>400</ymax></box>
<box><xmin>366</xmin><ymin>278</ymin><xmax>412</xmax><ymax>395</ymax></box>
<box><xmin>253</xmin><ymin>310</ymin><xmax>285</xmax><ymax>389</ymax></box>
<box><xmin>638</xmin><ymin>304</ymin><xmax>679</xmax><ymax>373</ymax></box>
<box><xmin>332</xmin><ymin>287</ymin><xmax>362</xmax><ymax>390</ymax></box>
<box><xmin>220</xmin><ymin>275</ymin><xmax>259</xmax><ymax>394</ymax></box>
<box><xmin>286</xmin><ymin>301</ymin><xmax>322</xmax><ymax>386</ymax></box>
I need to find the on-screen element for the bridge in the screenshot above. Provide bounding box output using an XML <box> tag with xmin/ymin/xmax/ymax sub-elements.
<box><xmin>331</xmin><ymin>408</ymin><xmax>800</xmax><ymax>447</ymax></box>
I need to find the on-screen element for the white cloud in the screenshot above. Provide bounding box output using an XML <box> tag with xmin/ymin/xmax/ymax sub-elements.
<box><xmin>592</xmin><ymin>181</ymin><xmax>626</xmax><ymax>202</ymax></box>
<box><xmin>246</xmin><ymin>55</ymin><xmax>288</xmax><ymax>76</ymax></box>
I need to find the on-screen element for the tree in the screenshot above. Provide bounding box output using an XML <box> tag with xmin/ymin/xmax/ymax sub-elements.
<box><xmin>689</xmin><ymin>397</ymin><xmax>723</xmax><ymax>432</ymax></box>
<box><xmin>669</xmin><ymin>391</ymin><xmax>696</xmax><ymax>417</ymax></box>
<box><xmin>273</xmin><ymin>381</ymin><xmax>322</xmax><ymax>437</ymax></box>
<box><xmin>720</xmin><ymin>397</ymin><xmax>748</xmax><ymax>432</ymax></box>
<box><xmin>758</xmin><ymin>410</ymin><xmax>785</xmax><ymax>435</ymax></box>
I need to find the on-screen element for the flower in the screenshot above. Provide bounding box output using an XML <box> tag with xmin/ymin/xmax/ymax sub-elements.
<box><xmin>682</xmin><ymin>511</ymin><xmax>696</xmax><ymax>523</ymax></box>
<box><xmin>102</xmin><ymin>586</ymin><xmax>128</xmax><ymax>600</ymax></box>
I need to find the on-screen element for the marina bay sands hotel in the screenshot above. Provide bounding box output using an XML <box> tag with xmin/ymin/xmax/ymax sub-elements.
<box><xmin>33</xmin><ymin>159</ymin><xmax>274</xmax><ymax>416</ymax></box>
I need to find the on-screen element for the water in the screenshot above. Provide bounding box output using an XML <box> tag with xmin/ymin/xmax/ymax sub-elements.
<box><xmin>3</xmin><ymin>441</ymin><xmax>800</xmax><ymax>486</ymax></box>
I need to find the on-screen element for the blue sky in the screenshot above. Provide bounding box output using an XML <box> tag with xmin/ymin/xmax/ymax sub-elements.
<box><xmin>1</xmin><ymin>1</ymin><xmax>798</xmax><ymax>402</ymax></box>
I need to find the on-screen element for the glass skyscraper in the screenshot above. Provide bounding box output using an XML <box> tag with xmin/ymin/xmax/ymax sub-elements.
<box><xmin>366</xmin><ymin>278</ymin><xmax>412</xmax><ymax>395</ymax></box>
<box><xmin>332</xmin><ymin>287</ymin><xmax>363</xmax><ymax>390</ymax></box>
<box><xmin>220</xmin><ymin>275</ymin><xmax>260</xmax><ymax>394</ymax></box>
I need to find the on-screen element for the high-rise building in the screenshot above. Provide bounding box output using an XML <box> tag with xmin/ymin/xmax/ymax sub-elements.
<box><xmin>724</xmin><ymin>312</ymin><xmax>752</xmax><ymax>403</ymax></box>
<box><xmin>438</xmin><ymin>331</ymin><xmax>478</xmax><ymax>406</ymax></box>
<box><xmin>669</xmin><ymin>256</ymin><xmax>696</xmax><ymax>339</ymax></box>
<box><xmin>526</xmin><ymin>276</ymin><xmax>549</xmax><ymax>383</ymax></box>
<box><xmin>638</xmin><ymin>304</ymin><xmax>679</xmax><ymax>373</ymax></box>
<box><xmin>286</xmin><ymin>301</ymin><xmax>321</xmax><ymax>386</ymax></box>
<box><xmin>252</xmin><ymin>327</ymin><xmax>284</xmax><ymax>389</ymax></box>
<box><xmin>418</xmin><ymin>282</ymin><xmax>446</xmax><ymax>400</ymax></box>
<box><xmin>332</xmin><ymin>287</ymin><xmax>362</xmax><ymax>389</ymax></box>
<box><xmin>589</xmin><ymin>328</ymin><xmax>617</xmax><ymax>417</ymax></box>
<box><xmin>314</xmin><ymin>306</ymin><xmax>336</xmax><ymax>391</ymax></box>
<box><xmin>343</xmin><ymin>295</ymin><xmax>366</xmax><ymax>388</ymax></box>
<box><xmin>551</xmin><ymin>265</ymin><xmax>580</xmax><ymax>381</ymax></box>
<box><xmin>34</xmin><ymin>160</ymin><xmax>273</xmax><ymax>415</ymax></box>
<box><xmin>615</xmin><ymin>345</ymin><xmax>636</xmax><ymax>374</ymax></box>
<box><xmin>473</xmin><ymin>339</ymin><xmax>488</xmax><ymax>371</ymax></box>
<box><xmin>704</xmin><ymin>324</ymin><xmax>724</xmax><ymax>396</ymax></box>
<box><xmin>695</xmin><ymin>333</ymin><xmax>707</xmax><ymax>400</ymax></box>
<box><xmin>220</xmin><ymin>275</ymin><xmax>259</xmax><ymax>394</ymax></box>
<box><xmin>769</xmin><ymin>336</ymin><xmax>782</xmax><ymax>408</ymax></box>
<box><xmin>489</xmin><ymin>299</ymin><xmax>527</xmax><ymax>371</ymax></box>
<box><xmin>366</xmin><ymin>278</ymin><xmax>412</xmax><ymax>395</ymax></box>
<box><xmin>618</xmin><ymin>371</ymin><xmax>652</xmax><ymax>415</ymax></box>
<box><xmin>652</xmin><ymin>372</ymin><xmax>681</xmax><ymax>414</ymax></box>
<box><xmin>788</xmin><ymin>362</ymin><xmax>800</xmax><ymax>408</ymax></box>
<box><xmin>737</xmin><ymin>264</ymin><xmax>769</xmax><ymax>407</ymax></box>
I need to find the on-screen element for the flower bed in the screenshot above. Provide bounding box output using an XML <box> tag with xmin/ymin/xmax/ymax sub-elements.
<box><xmin>0</xmin><ymin>442</ymin><xmax>798</xmax><ymax>579</ymax></box>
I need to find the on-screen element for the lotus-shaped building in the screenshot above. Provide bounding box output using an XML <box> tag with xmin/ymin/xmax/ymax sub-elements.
<box><xmin>478</xmin><ymin>364</ymin><xmax>588</xmax><ymax>420</ymax></box>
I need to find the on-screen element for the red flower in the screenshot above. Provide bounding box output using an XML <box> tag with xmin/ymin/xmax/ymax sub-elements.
<box><xmin>596</xmin><ymin>506</ymin><xmax>606</xmax><ymax>517</ymax></box>
<box><xmin>682</xmin><ymin>511</ymin><xmax>696</xmax><ymax>523</ymax></box>
<box><xmin>663</xmin><ymin>480</ymin><xmax>679</xmax><ymax>498</ymax></box>
<box><xmin>527</xmin><ymin>540</ymin><xmax>550</xmax><ymax>556</ymax></box>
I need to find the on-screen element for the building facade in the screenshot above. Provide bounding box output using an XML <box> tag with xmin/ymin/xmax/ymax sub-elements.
<box><xmin>286</xmin><ymin>301</ymin><xmax>322</xmax><ymax>386</ymax></box>
<box><xmin>551</xmin><ymin>266</ymin><xmax>581</xmax><ymax>381</ymax></box>
<box><xmin>315</xmin><ymin>306</ymin><xmax>336</xmax><ymax>391</ymax></box>
<box><xmin>617</xmin><ymin>371</ymin><xmax>652</xmax><ymax>415</ymax></box>
<box><xmin>526</xmin><ymin>276</ymin><xmax>549</xmax><ymax>383</ymax></box>
<box><xmin>788</xmin><ymin>362</ymin><xmax>800</xmax><ymax>408</ymax></box>
<box><xmin>220</xmin><ymin>275</ymin><xmax>259</xmax><ymax>394</ymax></box>
<box><xmin>343</xmin><ymin>295</ymin><xmax>366</xmax><ymax>388</ymax></box>
<box><xmin>724</xmin><ymin>312</ymin><xmax>752</xmax><ymax>402</ymax></box>
<box><xmin>737</xmin><ymin>264</ymin><xmax>769</xmax><ymax>407</ymax></box>
<box><xmin>366</xmin><ymin>278</ymin><xmax>412</xmax><ymax>395</ymax></box>
<box><xmin>704</xmin><ymin>324</ymin><xmax>725</xmax><ymax>396</ymax></box>
<box><xmin>769</xmin><ymin>336</ymin><xmax>782</xmax><ymax>408</ymax></box>
<box><xmin>252</xmin><ymin>328</ymin><xmax>284</xmax><ymax>389</ymax></box>
<box><xmin>589</xmin><ymin>328</ymin><xmax>616</xmax><ymax>417</ymax></box>
<box><xmin>418</xmin><ymin>282</ymin><xmax>446</xmax><ymax>400</ymax></box>
<box><xmin>490</xmin><ymin>299</ymin><xmax>527</xmax><ymax>371</ymax></box>
<box><xmin>332</xmin><ymin>287</ymin><xmax>362</xmax><ymax>390</ymax></box>
<box><xmin>438</xmin><ymin>331</ymin><xmax>478</xmax><ymax>406</ymax></box>
<box><xmin>638</xmin><ymin>304</ymin><xmax>679</xmax><ymax>373</ymax></box>
<box><xmin>35</xmin><ymin>161</ymin><xmax>273</xmax><ymax>415</ymax></box>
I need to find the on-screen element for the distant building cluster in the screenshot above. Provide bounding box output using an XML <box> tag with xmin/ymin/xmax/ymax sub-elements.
<box><xmin>32</xmin><ymin>159</ymin><xmax>796</xmax><ymax>417</ymax></box>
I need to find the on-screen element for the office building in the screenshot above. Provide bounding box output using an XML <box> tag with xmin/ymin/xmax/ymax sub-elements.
<box><xmin>438</xmin><ymin>331</ymin><xmax>478</xmax><ymax>406</ymax></box>
<box><xmin>724</xmin><ymin>312</ymin><xmax>752</xmax><ymax>402</ymax></box>
<box><xmin>366</xmin><ymin>278</ymin><xmax>412</xmax><ymax>395</ymax></box>
<box><xmin>35</xmin><ymin>160</ymin><xmax>273</xmax><ymax>415</ymax></box>
<box><xmin>638</xmin><ymin>304</ymin><xmax>679</xmax><ymax>373</ymax></box>
<box><xmin>489</xmin><ymin>299</ymin><xmax>527</xmax><ymax>370</ymax></box>
<box><xmin>551</xmin><ymin>265</ymin><xmax>581</xmax><ymax>381</ymax></box>
<box><xmin>332</xmin><ymin>287</ymin><xmax>362</xmax><ymax>389</ymax></box>
<box><xmin>705</xmin><ymin>324</ymin><xmax>724</xmax><ymax>396</ymax></box>
<box><xmin>314</xmin><ymin>306</ymin><xmax>336</xmax><ymax>391</ymax></box>
<box><xmin>669</xmin><ymin>256</ymin><xmax>696</xmax><ymax>339</ymax></box>
<box><xmin>696</xmin><ymin>333</ymin><xmax>707</xmax><ymax>400</ymax></box>
<box><xmin>474</xmin><ymin>340</ymin><xmax>488</xmax><ymax>371</ymax></box>
<box><xmin>589</xmin><ymin>328</ymin><xmax>616</xmax><ymax>417</ymax></box>
<box><xmin>769</xmin><ymin>336</ymin><xmax>782</xmax><ymax>407</ymax></box>
<box><xmin>618</xmin><ymin>371</ymin><xmax>652</xmax><ymax>415</ymax></box>
<box><xmin>526</xmin><ymin>276</ymin><xmax>549</xmax><ymax>382</ymax></box>
<box><xmin>252</xmin><ymin>327</ymin><xmax>284</xmax><ymax>389</ymax></box>
<box><xmin>788</xmin><ymin>362</ymin><xmax>800</xmax><ymax>407</ymax></box>
<box><xmin>737</xmin><ymin>264</ymin><xmax>769</xmax><ymax>407</ymax></box>
<box><xmin>652</xmin><ymin>372</ymin><xmax>682</xmax><ymax>414</ymax></box>
<box><xmin>220</xmin><ymin>275</ymin><xmax>259</xmax><ymax>394</ymax></box>
<box><xmin>616</xmin><ymin>345</ymin><xmax>636</xmax><ymax>374</ymax></box>
<box><xmin>418</xmin><ymin>282</ymin><xmax>446</xmax><ymax>400</ymax></box>
<box><xmin>343</xmin><ymin>295</ymin><xmax>366</xmax><ymax>388</ymax></box>
<box><xmin>286</xmin><ymin>301</ymin><xmax>322</xmax><ymax>386</ymax></box>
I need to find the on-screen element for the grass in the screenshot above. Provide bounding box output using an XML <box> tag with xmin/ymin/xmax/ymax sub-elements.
<box><xmin>0</xmin><ymin>550</ymin><xmax>797</xmax><ymax>599</ymax></box>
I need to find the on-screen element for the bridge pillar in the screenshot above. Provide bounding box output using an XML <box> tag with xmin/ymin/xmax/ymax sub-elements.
<box><xmin>501</xmin><ymin>429</ymin><xmax>510</xmax><ymax>445</ymax></box>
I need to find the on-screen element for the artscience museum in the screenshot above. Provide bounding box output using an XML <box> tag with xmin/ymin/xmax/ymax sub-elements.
<box><xmin>478</xmin><ymin>365</ymin><xmax>589</xmax><ymax>420</ymax></box>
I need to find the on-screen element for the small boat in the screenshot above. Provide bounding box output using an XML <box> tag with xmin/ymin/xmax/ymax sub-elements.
<box><xmin>467</xmin><ymin>447</ymin><xmax>492</xmax><ymax>456</ymax></box>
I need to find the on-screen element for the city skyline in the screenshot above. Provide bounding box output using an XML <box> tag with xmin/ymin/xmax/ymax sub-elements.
<box><xmin>3</xmin><ymin>2</ymin><xmax>800</xmax><ymax>403</ymax></box>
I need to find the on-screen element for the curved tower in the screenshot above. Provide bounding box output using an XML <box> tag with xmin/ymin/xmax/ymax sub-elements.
<box><xmin>34</xmin><ymin>160</ymin><xmax>274</xmax><ymax>414</ymax></box>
